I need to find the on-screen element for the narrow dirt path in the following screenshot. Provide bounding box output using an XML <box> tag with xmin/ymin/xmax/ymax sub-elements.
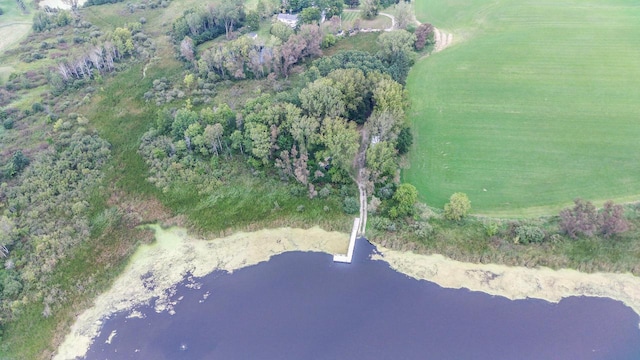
<box><xmin>354</xmin><ymin>128</ymin><xmax>369</xmax><ymax>236</ymax></box>
<box><xmin>378</xmin><ymin>12</ymin><xmax>396</xmax><ymax>31</ymax></box>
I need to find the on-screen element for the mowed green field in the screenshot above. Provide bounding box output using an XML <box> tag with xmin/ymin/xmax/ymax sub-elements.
<box><xmin>405</xmin><ymin>0</ymin><xmax>640</xmax><ymax>216</ymax></box>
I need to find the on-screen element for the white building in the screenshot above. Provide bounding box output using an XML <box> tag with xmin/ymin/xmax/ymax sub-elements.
<box><xmin>276</xmin><ymin>13</ymin><xmax>299</xmax><ymax>28</ymax></box>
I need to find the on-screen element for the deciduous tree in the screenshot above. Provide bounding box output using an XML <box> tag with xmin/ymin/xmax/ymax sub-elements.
<box><xmin>390</xmin><ymin>183</ymin><xmax>417</xmax><ymax>218</ymax></box>
<box><xmin>362</xmin><ymin>0</ymin><xmax>379</xmax><ymax>19</ymax></box>
<box><xmin>393</xmin><ymin>1</ymin><xmax>413</xmax><ymax>29</ymax></box>
<box><xmin>414</xmin><ymin>23</ymin><xmax>434</xmax><ymax>50</ymax></box>
<box><xmin>444</xmin><ymin>192</ymin><xmax>471</xmax><ymax>221</ymax></box>
<box><xmin>299</xmin><ymin>78</ymin><xmax>346</xmax><ymax>118</ymax></box>
<box><xmin>321</xmin><ymin>117</ymin><xmax>359</xmax><ymax>177</ymax></box>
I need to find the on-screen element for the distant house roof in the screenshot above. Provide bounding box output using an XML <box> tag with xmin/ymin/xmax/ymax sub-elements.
<box><xmin>248</xmin><ymin>32</ymin><xmax>258</xmax><ymax>39</ymax></box>
<box><xmin>277</xmin><ymin>13</ymin><xmax>299</xmax><ymax>27</ymax></box>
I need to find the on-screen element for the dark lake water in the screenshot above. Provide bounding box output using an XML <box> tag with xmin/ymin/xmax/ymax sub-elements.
<box><xmin>85</xmin><ymin>239</ymin><xmax>640</xmax><ymax>360</ymax></box>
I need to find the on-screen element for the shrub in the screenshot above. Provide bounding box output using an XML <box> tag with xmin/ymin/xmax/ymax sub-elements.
<box><xmin>396</xmin><ymin>126</ymin><xmax>413</xmax><ymax>154</ymax></box>
<box><xmin>598</xmin><ymin>201</ymin><xmax>629</xmax><ymax>237</ymax></box>
<box><xmin>32</xmin><ymin>102</ymin><xmax>45</xmax><ymax>113</ymax></box>
<box><xmin>390</xmin><ymin>183</ymin><xmax>418</xmax><ymax>218</ymax></box>
<box><xmin>372</xmin><ymin>216</ymin><xmax>396</xmax><ymax>232</ymax></box>
<box><xmin>414</xmin><ymin>23</ymin><xmax>434</xmax><ymax>51</ymax></box>
<box><xmin>3</xmin><ymin>118</ymin><xmax>13</xmax><ymax>129</ymax></box>
<box><xmin>483</xmin><ymin>221</ymin><xmax>499</xmax><ymax>237</ymax></box>
<box><xmin>321</xmin><ymin>34</ymin><xmax>337</xmax><ymax>49</ymax></box>
<box><xmin>411</xmin><ymin>221</ymin><xmax>433</xmax><ymax>239</ymax></box>
<box><xmin>559</xmin><ymin>198</ymin><xmax>597</xmax><ymax>238</ymax></box>
<box><xmin>515</xmin><ymin>225</ymin><xmax>545</xmax><ymax>244</ymax></box>
<box><xmin>343</xmin><ymin>196</ymin><xmax>359</xmax><ymax>214</ymax></box>
<box><xmin>318</xmin><ymin>185</ymin><xmax>332</xmax><ymax>198</ymax></box>
<box><xmin>376</xmin><ymin>183</ymin><xmax>395</xmax><ymax>200</ymax></box>
<box><xmin>444</xmin><ymin>192</ymin><xmax>471</xmax><ymax>221</ymax></box>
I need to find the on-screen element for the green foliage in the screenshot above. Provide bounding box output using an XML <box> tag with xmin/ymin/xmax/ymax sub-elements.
<box><xmin>444</xmin><ymin>192</ymin><xmax>471</xmax><ymax>221</ymax></box>
<box><xmin>321</xmin><ymin>117</ymin><xmax>360</xmax><ymax>176</ymax></box>
<box><xmin>31</xmin><ymin>102</ymin><xmax>44</xmax><ymax>113</ymax></box>
<box><xmin>171</xmin><ymin>3</ymin><xmax>244</xmax><ymax>45</ymax></box>
<box><xmin>514</xmin><ymin>225</ymin><xmax>546</xmax><ymax>244</ymax></box>
<box><xmin>0</xmin><ymin>269</ymin><xmax>22</xmax><ymax>301</ymax></box>
<box><xmin>300</xmin><ymin>7</ymin><xmax>321</xmax><ymax>24</ymax></box>
<box><xmin>270</xmin><ymin>21</ymin><xmax>294</xmax><ymax>42</ymax></box>
<box><xmin>362</xmin><ymin>0</ymin><xmax>380</xmax><ymax>19</ymax></box>
<box><xmin>396</xmin><ymin>126</ymin><xmax>413</xmax><ymax>154</ymax></box>
<box><xmin>245</xmin><ymin>10</ymin><xmax>260</xmax><ymax>31</ymax></box>
<box><xmin>371</xmin><ymin>216</ymin><xmax>396</xmax><ymax>231</ymax></box>
<box><xmin>32</xmin><ymin>10</ymin><xmax>73</xmax><ymax>32</ymax></box>
<box><xmin>390</xmin><ymin>183</ymin><xmax>418</xmax><ymax>218</ymax></box>
<box><xmin>171</xmin><ymin>108</ymin><xmax>199</xmax><ymax>139</ymax></box>
<box><xmin>377</xmin><ymin>30</ymin><xmax>416</xmax><ymax>83</ymax></box>
<box><xmin>366</xmin><ymin>141</ymin><xmax>397</xmax><ymax>183</ymax></box>
<box><xmin>3</xmin><ymin>118</ymin><xmax>13</xmax><ymax>130</ymax></box>
<box><xmin>321</xmin><ymin>34</ymin><xmax>337</xmax><ymax>49</ymax></box>
<box><xmin>85</xmin><ymin>0</ymin><xmax>125</xmax><ymax>6</ymax></box>
<box><xmin>342</xmin><ymin>196</ymin><xmax>359</xmax><ymax>214</ymax></box>
<box><xmin>324</xmin><ymin>0</ymin><xmax>344</xmax><ymax>18</ymax></box>
<box><xmin>1</xmin><ymin>129</ymin><xmax>110</xmax><ymax>321</ymax></box>
<box><xmin>483</xmin><ymin>221</ymin><xmax>499</xmax><ymax>237</ymax></box>
<box><xmin>300</xmin><ymin>77</ymin><xmax>347</xmax><ymax>118</ymax></box>
<box><xmin>313</xmin><ymin>50</ymin><xmax>388</xmax><ymax>76</ymax></box>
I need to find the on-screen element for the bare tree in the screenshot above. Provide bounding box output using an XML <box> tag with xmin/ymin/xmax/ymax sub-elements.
<box><xmin>180</xmin><ymin>36</ymin><xmax>196</xmax><ymax>62</ymax></box>
<box><xmin>394</xmin><ymin>1</ymin><xmax>413</xmax><ymax>30</ymax></box>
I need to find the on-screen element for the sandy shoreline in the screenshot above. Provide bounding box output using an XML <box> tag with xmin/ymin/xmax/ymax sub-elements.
<box><xmin>371</xmin><ymin>243</ymin><xmax>640</xmax><ymax>318</ymax></box>
<box><xmin>55</xmin><ymin>226</ymin><xmax>640</xmax><ymax>359</ymax></box>
<box><xmin>54</xmin><ymin>226</ymin><xmax>349</xmax><ymax>360</ymax></box>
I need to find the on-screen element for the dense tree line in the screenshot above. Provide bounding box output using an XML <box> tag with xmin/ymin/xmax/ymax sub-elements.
<box><xmin>32</xmin><ymin>9</ymin><xmax>72</xmax><ymax>32</ymax></box>
<box><xmin>140</xmin><ymin>66</ymin><xmax>409</xmax><ymax>201</ymax></box>
<box><xmin>84</xmin><ymin>0</ymin><xmax>124</xmax><ymax>6</ymax></box>
<box><xmin>50</xmin><ymin>23</ymin><xmax>149</xmax><ymax>93</ymax></box>
<box><xmin>172</xmin><ymin>0</ymin><xmax>245</xmax><ymax>44</ymax></box>
<box><xmin>190</xmin><ymin>24</ymin><xmax>323</xmax><ymax>81</ymax></box>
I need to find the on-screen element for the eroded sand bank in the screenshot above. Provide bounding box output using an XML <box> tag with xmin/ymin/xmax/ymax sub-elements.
<box><xmin>55</xmin><ymin>226</ymin><xmax>640</xmax><ymax>359</ymax></box>
<box><xmin>371</xmin><ymin>243</ymin><xmax>640</xmax><ymax>319</ymax></box>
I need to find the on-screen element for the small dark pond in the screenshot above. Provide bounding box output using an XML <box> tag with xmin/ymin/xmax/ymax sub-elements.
<box><xmin>85</xmin><ymin>239</ymin><xmax>640</xmax><ymax>360</ymax></box>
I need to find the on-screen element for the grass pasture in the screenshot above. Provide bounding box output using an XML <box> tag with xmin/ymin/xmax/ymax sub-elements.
<box><xmin>405</xmin><ymin>0</ymin><xmax>640</xmax><ymax>216</ymax></box>
<box><xmin>0</xmin><ymin>0</ymin><xmax>32</xmax><ymax>53</ymax></box>
<box><xmin>341</xmin><ymin>10</ymin><xmax>392</xmax><ymax>30</ymax></box>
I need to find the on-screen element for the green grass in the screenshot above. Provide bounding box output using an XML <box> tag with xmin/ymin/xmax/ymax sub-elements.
<box><xmin>325</xmin><ymin>32</ymin><xmax>380</xmax><ymax>56</ymax></box>
<box><xmin>405</xmin><ymin>0</ymin><xmax>640</xmax><ymax>216</ymax></box>
<box><xmin>0</xmin><ymin>0</ymin><xmax>32</xmax><ymax>53</ymax></box>
<box><xmin>341</xmin><ymin>10</ymin><xmax>392</xmax><ymax>30</ymax></box>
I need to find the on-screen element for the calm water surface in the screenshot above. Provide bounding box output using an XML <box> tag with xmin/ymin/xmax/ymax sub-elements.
<box><xmin>85</xmin><ymin>239</ymin><xmax>640</xmax><ymax>360</ymax></box>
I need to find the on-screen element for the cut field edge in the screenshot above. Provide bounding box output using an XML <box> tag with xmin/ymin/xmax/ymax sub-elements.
<box><xmin>469</xmin><ymin>193</ymin><xmax>640</xmax><ymax>219</ymax></box>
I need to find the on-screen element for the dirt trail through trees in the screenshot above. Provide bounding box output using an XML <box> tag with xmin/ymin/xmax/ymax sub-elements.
<box><xmin>355</xmin><ymin>128</ymin><xmax>369</xmax><ymax>235</ymax></box>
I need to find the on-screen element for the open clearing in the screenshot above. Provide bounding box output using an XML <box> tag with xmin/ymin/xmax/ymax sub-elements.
<box><xmin>405</xmin><ymin>0</ymin><xmax>640</xmax><ymax>216</ymax></box>
<box><xmin>0</xmin><ymin>0</ymin><xmax>32</xmax><ymax>53</ymax></box>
